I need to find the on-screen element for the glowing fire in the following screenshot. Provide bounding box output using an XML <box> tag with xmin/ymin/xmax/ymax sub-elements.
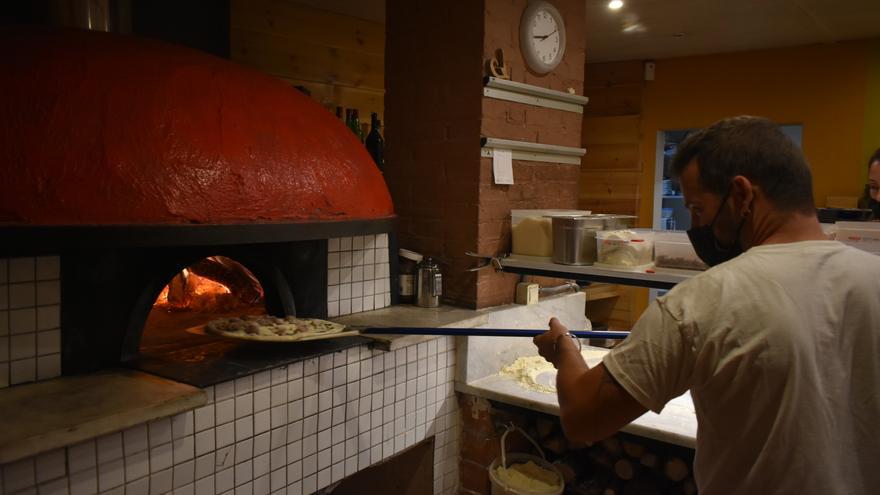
<box><xmin>154</xmin><ymin>257</ymin><xmax>263</xmax><ymax>312</ymax></box>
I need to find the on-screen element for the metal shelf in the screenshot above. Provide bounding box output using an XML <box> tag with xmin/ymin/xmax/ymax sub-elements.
<box><xmin>482</xmin><ymin>77</ymin><xmax>589</xmax><ymax>114</ymax></box>
<box><xmin>500</xmin><ymin>254</ymin><xmax>695</xmax><ymax>290</ymax></box>
<box><xmin>480</xmin><ymin>137</ymin><xmax>586</xmax><ymax>165</ymax></box>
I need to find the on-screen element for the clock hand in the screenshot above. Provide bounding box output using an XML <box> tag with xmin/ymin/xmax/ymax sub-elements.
<box><xmin>533</xmin><ymin>30</ymin><xmax>558</xmax><ymax>41</ymax></box>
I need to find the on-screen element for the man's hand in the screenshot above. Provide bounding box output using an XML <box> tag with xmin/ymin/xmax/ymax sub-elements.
<box><xmin>533</xmin><ymin>317</ymin><xmax>569</xmax><ymax>367</ymax></box>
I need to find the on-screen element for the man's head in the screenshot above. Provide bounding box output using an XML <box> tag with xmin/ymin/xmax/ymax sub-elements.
<box><xmin>868</xmin><ymin>148</ymin><xmax>880</xmax><ymax>203</ymax></box>
<box><xmin>671</xmin><ymin>116</ymin><xmax>815</xmax><ymax>257</ymax></box>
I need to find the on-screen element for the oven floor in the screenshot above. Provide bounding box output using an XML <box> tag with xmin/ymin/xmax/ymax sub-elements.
<box><xmin>127</xmin><ymin>307</ymin><xmax>371</xmax><ymax>388</ymax></box>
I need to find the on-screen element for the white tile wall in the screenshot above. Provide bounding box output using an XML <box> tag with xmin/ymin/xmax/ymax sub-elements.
<box><xmin>1</xmin><ymin>338</ymin><xmax>460</xmax><ymax>495</ymax></box>
<box><xmin>0</xmin><ymin>257</ymin><xmax>62</xmax><ymax>389</ymax></box>
<box><xmin>327</xmin><ymin>235</ymin><xmax>391</xmax><ymax>318</ymax></box>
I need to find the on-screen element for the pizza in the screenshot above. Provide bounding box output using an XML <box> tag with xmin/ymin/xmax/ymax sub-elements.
<box><xmin>204</xmin><ymin>315</ymin><xmax>348</xmax><ymax>342</ymax></box>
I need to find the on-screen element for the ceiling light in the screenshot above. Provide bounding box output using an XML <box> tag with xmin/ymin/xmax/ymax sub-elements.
<box><xmin>608</xmin><ymin>0</ymin><xmax>624</xmax><ymax>10</ymax></box>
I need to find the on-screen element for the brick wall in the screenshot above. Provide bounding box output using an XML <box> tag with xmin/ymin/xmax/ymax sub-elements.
<box><xmin>385</xmin><ymin>0</ymin><xmax>585</xmax><ymax>309</ymax></box>
<box><xmin>384</xmin><ymin>0</ymin><xmax>485</xmax><ymax>308</ymax></box>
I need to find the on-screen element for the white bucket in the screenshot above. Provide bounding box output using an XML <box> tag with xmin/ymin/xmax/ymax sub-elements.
<box><xmin>487</xmin><ymin>425</ymin><xmax>564</xmax><ymax>495</ymax></box>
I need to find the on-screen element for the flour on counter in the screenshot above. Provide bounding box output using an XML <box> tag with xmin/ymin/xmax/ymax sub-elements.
<box><xmin>493</xmin><ymin>461</ymin><xmax>561</xmax><ymax>493</ymax></box>
<box><xmin>498</xmin><ymin>350</ymin><xmax>608</xmax><ymax>394</ymax></box>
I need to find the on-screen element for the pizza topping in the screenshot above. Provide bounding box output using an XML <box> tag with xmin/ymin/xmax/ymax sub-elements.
<box><xmin>205</xmin><ymin>315</ymin><xmax>346</xmax><ymax>340</ymax></box>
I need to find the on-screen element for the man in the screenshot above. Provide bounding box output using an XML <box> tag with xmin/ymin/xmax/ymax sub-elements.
<box><xmin>866</xmin><ymin>148</ymin><xmax>880</xmax><ymax>218</ymax></box>
<box><xmin>535</xmin><ymin>116</ymin><xmax>880</xmax><ymax>494</ymax></box>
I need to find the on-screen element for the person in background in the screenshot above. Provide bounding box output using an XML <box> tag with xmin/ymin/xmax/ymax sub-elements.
<box><xmin>866</xmin><ymin>148</ymin><xmax>880</xmax><ymax>218</ymax></box>
<box><xmin>534</xmin><ymin>116</ymin><xmax>880</xmax><ymax>494</ymax></box>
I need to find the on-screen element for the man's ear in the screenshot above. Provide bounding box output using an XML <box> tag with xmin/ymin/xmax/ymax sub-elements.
<box><xmin>731</xmin><ymin>175</ymin><xmax>755</xmax><ymax>215</ymax></box>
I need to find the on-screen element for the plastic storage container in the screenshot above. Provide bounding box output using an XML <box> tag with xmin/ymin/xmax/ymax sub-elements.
<box><xmin>835</xmin><ymin>221</ymin><xmax>880</xmax><ymax>254</ymax></box>
<box><xmin>595</xmin><ymin>229</ymin><xmax>654</xmax><ymax>268</ymax></box>
<box><xmin>510</xmin><ymin>209</ymin><xmax>591</xmax><ymax>257</ymax></box>
<box><xmin>654</xmin><ymin>231</ymin><xmax>707</xmax><ymax>270</ymax></box>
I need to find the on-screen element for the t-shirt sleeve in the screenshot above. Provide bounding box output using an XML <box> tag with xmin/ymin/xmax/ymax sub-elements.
<box><xmin>602</xmin><ymin>300</ymin><xmax>694</xmax><ymax>414</ymax></box>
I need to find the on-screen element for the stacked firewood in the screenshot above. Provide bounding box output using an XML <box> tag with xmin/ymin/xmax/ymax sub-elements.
<box><xmin>526</xmin><ymin>418</ymin><xmax>697</xmax><ymax>495</ymax></box>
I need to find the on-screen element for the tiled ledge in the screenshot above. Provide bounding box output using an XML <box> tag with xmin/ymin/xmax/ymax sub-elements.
<box><xmin>0</xmin><ymin>369</ymin><xmax>206</xmax><ymax>464</ymax></box>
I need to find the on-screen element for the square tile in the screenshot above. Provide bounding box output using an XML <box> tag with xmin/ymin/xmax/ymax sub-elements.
<box><xmin>149</xmin><ymin>442</ymin><xmax>173</xmax><ymax>473</ymax></box>
<box><xmin>10</xmin><ymin>358</ymin><xmax>36</xmax><ymax>384</ymax></box>
<box><xmin>9</xmin><ymin>258</ymin><xmax>35</xmax><ymax>283</ymax></box>
<box><xmin>194</xmin><ymin>429</ymin><xmax>215</xmax><ymax>457</ymax></box>
<box><xmin>10</xmin><ymin>308</ymin><xmax>36</xmax><ymax>334</ymax></box>
<box><xmin>216</xmin><ymin>399</ymin><xmax>235</xmax><ymax>425</ymax></box>
<box><xmin>11</xmin><ymin>333</ymin><xmax>35</xmax><ymax>359</ymax></box>
<box><xmin>317</xmin><ymin>449</ymin><xmax>331</xmax><ymax>472</ymax></box>
<box><xmin>215</xmin><ymin>381</ymin><xmax>235</xmax><ymax>402</ymax></box>
<box><xmin>35</xmin><ymin>448</ymin><xmax>66</xmax><ymax>483</ymax></box>
<box><xmin>36</xmin><ymin>329</ymin><xmax>60</xmax><ymax>355</ymax></box>
<box><xmin>35</xmin><ymin>257</ymin><xmax>60</xmax><ymax>281</ymax></box>
<box><xmin>363</xmin><ymin>264</ymin><xmax>375</xmax><ymax>281</ymax></box>
<box><xmin>215</xmin><ymin>445</ymin><xmax>235</xmax><ymax>471</ymax></box>
<box><xmin>339</xmin><ymin>299</ymin><xmax>351</xmax><ymax>316</ymax></box>
<box><xmin>286</xmin><ymin>441</ymin><xmax>302</xmax><ymax>465</ymax></box>
<box><xmin>285</xmin><ymin>380</ymin><xmax>301</xmax><ymax>401</ymax></box>
<box><xmin>235</xmin><ymin>417</ymin><xmax>254</xmax><ymax>442</ymax></box>
<box><xmin>253</xmin><ymin>371</ymin><xmax>271</xmax><ymax>390</ymax></box>
<box><xmin>287</xmin><ymin>399</ymin><xmax>303</xmax><ymax>423</ymax></box>
<box><xmin>302</xmin><ymin>435</ymin><xmax>316</xmax><ymax>458</ymax></box>
<box><xmin>351</xmin><ymin>266</ymin><xmax>364</xmax><ymax>283</ymax></box>
<box><xmin>302</xmin><ymin>454</ymin><xmax>317</xmax><ymax>478</ymax></box>
<box><xmin>327</xmin><ymin>285</ymin><xmax>339</xmax><ymax>303</ymax></box>
<box><xmin>98</xmin><ymin>459</ymin><xmax>125</xmax><ymax>491</ymax></box>
<box><xmin>194</xmin><ymin>405</ymin><xmax>215</xmax><ymax>432</ymax></box>
<box><xmin>318</xmin><ymin>410</ymin><xmax>331</xmax><ymax>431</ymax></box>
<box><xmin>36</xmin><ymin>281</ymin><xmax>61</xmax><ymax>306</ymax></box>
<box><xmin>236</xmin><ymin>393</ymin><xmax>255</xmax><ymax>417</ymax></box>
<box><xmin>270</xmin><ymin>427</ymin><xmax>287</xmax><ymax>451</ymax></box>
<box><xmin>253</xmin><ymin>453</ymin><xmax>270</xmax><ymax>479</ymax></box>
<box><xmin>37</xmin><ymin>354</ymin><xmax>61</xmax><ymax>380</ymax></box>
<box><xmin>67</xmin><ymin>441</ymin><xmax>97</xmax><ymax>473</ymax></box>
<box><xmin>215</xmin><ymin>467</ymin><xmax>234</xmax><ymax>494</ymax></box>
<box><xmin>339</xmin><ymin>237</ymin><xmax>352</xmax><ymax>251</ymax></box>
<box><xmin>172</xmin><ymin>411</ymin><xmax>195</xmax><ymax>440</ymax></box>
<box><xmin>327</xmin><ymin>253</ymin><xmax>340</xmax><ymax>270</ymax></box>
<box><xmin>195</xmin><ymin>475</ymin><xmax>213</xmax><ymax>495</ymax></box>
<box><xmin>149</xmin><ymin>418</ymin><xmax>172</xmax><ymax>447</ymax></box>
<box><xmin>195</xmin><ymin>452</ymin><xmax>214</xmax><ymax>480</ymax></box>
<box><xmin>38</xmin><ymin>477</ymin><xmax>68</xmax><ymax>495</ymax></box>
<box><xmin>234</xmin><ymin>460</ymin><xmax>252</xmax><ymax>486</ymax></box>
<box><xmin>235</xmin><ymin>376</ymin><xmax>253</xmax><ymax>396</ymax></box>
<box><xmin>302</xmin><ymin>395</ymin><xmax>318</xmax><ymax>418</ymax></box>
<box><xmin>303</xmin><ymin>416</ymin><xmax>317</xmax><ymax>437</ymax></box>
<box><xmin>253</xmin><ymin>432</ymin><xmax>270</xmax><ymax>457</ymax></box>
<box><xmin>327</xmin><ymin>238</ymin><xmax>340</xmax><ymax>252</ymax></box>
<box><xmin>69</xmin><ymin>466</ymin><xmax>97</xmax><ymax>495</ymax></box>
<box><xmin>9</xmin><ymin>282</ymin><xmax>36</xmax><ymax>309</ymax></box>
<box><xmin>125</xmin><ymin>449</ymin><xmax>149</xmax><ymax>482</ymax></box>
<box><xmin>216</xmin><ymin>422</ymin><xmax>235</xmax><ymax>449</ymax></box>
<box><xmin>253</xmin><ymin>388</ymin><xmax>272</xmax><ymax>412</ymax></box>
<box><xmin>288</xmin><ymin>361</ymin><xmax>303</xmax><ymax>380</ymax></box>
<box><xmin>97</xmin><ymin>432</ymin><xmax>123</xmax><ymax>464</ymax></box>
<box><xmin>4</xmin><ymin>458</ymin><xmax>35</xmax><ymax>493</ymax></box>
<box><xmin>270</xmin><ymin>405</ymin><xmax>286</xmax><ymax>430</ymax></box>
<box><xmin>173</xmin><ymin>435</ymin><xmax>195</xmax><ymax>463</ymax></box>
<box><xmin>254</xmin><ymin>410</ymin><xmax>271</xmax><ymax>436</ymax></box>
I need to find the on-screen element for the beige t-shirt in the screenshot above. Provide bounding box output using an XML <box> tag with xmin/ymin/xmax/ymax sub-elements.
<box><xmin>603</xmin><ymin>241</ymin><xmax>880</xmax><ymax>495</ymax></box>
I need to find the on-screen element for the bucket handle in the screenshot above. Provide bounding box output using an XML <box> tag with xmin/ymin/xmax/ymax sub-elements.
<box><xmin>500</xmin><ymin>422</ymin><xmax>546</xmax><ymax>469</ymax></box>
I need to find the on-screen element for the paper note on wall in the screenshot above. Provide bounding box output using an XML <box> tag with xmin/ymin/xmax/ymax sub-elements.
<box><xmin>493</xmin><ymin>149</ymin><xmax>514</xmax><ymax>185</ymax></box>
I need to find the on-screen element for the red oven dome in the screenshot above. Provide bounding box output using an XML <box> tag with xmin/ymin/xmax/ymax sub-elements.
<box><xmin>0</xmin><ymin>26</ymin><xmax>393</xmax><ymax>225</ymax></box>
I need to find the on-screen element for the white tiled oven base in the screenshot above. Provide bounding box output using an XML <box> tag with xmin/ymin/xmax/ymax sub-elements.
<box><xmin>0</xmin><ymin>338</ymin><xmax>460</xmax><ymax>495</ymax></box>
<box><xmin>0</xmin><ymin>233</ymin><xmax>393</xmax><ymax>391</ymax></box>
<box><xmin>0</xmin><ymin>257</ymin><xmax>62</xmax><ymax>389</ymax></box>
<box><xmin>327</xmin><ymin>234</ymin><xmax>392</xmax><ymax>318</ymax></box>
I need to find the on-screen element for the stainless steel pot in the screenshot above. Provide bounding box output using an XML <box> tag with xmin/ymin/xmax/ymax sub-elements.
<box><xmin>551</xmin><ymin>216</ymin><xmax>605</xmax><ymax>265</ymax></box>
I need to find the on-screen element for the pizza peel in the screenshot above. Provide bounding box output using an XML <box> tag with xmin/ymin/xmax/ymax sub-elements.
<box><xmin>186</xmin><ymin>323</ymin><xmax>628</xmax><ymax>343</ymax></box>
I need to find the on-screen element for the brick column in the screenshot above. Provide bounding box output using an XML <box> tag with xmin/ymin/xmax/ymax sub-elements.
<box><xmin>386</xmin><ymin>0</ymin><xmax>585</xmax><ymax>308</ymax></box>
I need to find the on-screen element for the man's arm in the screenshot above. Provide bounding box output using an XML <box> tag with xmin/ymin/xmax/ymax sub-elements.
<box><xmin>535</xmin><ymin>318</ymin><xmax>647</xmax><ymax>443</ymax></box>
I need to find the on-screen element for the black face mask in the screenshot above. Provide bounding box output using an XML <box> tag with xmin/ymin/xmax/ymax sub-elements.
<box><xmin>686</xmin><ymin>187</ymin><xmax>747</xmax><ymax>267</ymax></box>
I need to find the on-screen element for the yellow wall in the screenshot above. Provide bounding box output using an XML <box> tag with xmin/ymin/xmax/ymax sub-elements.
<box><xmin>638</xmin><ymin>39</ymin><xmax>879</xmax><ymax>224</ymax></box>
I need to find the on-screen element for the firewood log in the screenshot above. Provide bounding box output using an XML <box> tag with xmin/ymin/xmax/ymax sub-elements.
<box><xmin>622</xmin><ymin>441</ymin><xmax>646</xmax><ymax>459</ymax></box>
<box><xmin>600</xmin><ymin>437</ymin><xmax>623</xmax><ymax>457</ymax></box>
<box><xmin>613</xmin><ymin>458</ymin><xmax>636</xmax><ymax>481</ymax></box>
<box><xmin>541</xmin><ymin>434</ymin><xmax>567</xmax><ymax>455</ymax></box>
<box><xmin>664</xmin><ymin>457</ymin><xmax>689</xmax><ymax>482</ymax></box>
<box><xmin>587</xmin><ymin>446</ymin><xmax>613</xmax><ymax>469</ymax></box>
<box><xmin>639</xmin><ymin>453</ymin><xmax>659</xmax><ymax>469</ymax></box>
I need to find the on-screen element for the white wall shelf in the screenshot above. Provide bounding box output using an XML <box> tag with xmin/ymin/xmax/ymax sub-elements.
<box><xmin>482</xmin><ymin>76</ymin><xmax>589</xmax><ymax>113</ymax></box>
<box><xmin>480</xmin><ymin>137</ymin><xmax>586</xmax><ymax>165</ymax></box>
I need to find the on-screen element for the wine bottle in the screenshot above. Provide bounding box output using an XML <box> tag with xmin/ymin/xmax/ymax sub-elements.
<box><xmin>365</xmin><ymin>112</ymin><xmax>384</xmax><ymax>172</ymax></box>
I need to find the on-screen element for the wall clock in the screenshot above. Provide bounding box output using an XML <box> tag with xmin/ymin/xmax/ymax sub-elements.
<box><xmin>520</xmin><ymin>1</ymin><xmax>566</xmax><ymax>75</ymax></box>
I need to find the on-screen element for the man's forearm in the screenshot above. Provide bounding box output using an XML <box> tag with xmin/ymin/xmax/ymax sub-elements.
<box><xmin>554</xmin><ymin>336</ymin><xmax>588</xmax><ymax>411</ymax></box>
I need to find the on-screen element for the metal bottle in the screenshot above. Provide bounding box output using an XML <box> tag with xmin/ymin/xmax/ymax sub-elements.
<box><xmin>415</xmin><ymin>257</ymin><xmax>442</xmax><ymax>308</ymax></box>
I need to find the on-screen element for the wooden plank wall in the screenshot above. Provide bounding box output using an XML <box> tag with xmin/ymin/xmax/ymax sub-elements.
<box><xmin>230</xmin><ymin>0</ymin><xmax>385</xmax><ymax>128</ymax></box>
<box><xmin>581</xmin><ymin>61</ymin><xmax>648</xmax><ymax>330</ymax></box>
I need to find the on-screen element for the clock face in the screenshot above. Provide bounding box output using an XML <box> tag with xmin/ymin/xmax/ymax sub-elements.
<box><xmin>520</xmin><ymin>1</ymin><xmax>566</xmax><ymax>74</ymax></box>
<box><xmin>530</xmin><ymin>9</ymin><xmax>561</xmax><ymax>65</ymax></box>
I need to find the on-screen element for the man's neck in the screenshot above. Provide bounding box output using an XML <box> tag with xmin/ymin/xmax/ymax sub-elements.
<box><xmin>749</xmin><ymin>210</ymin><xmax>827</xmax><ymax>247</ymax></box>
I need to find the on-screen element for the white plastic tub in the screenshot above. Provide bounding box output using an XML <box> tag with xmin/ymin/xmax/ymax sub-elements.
<box><xmin>835</xmin><ymin>221</ymin><xmax>880</xmax><ymax>254</ymax></box>
<box><xmin>654</xmin><ymin>231</ymin><xmax>707</xmax><ymax>270</ymax></box>
<box><xmin>595</xmin><ymin>229</ymin><xmax>654</xmax><ymax>267</ymax></box>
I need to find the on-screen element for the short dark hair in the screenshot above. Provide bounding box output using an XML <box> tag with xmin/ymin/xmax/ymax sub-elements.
<box><xmin>868</xmin><ymin>148</ymin><xmax>880</xmax><ymax>169</ymax></box>
<box><xmin>671</xmin><ymin>116</ymin><xmax>815</xmax><ymax>214</ymax></box>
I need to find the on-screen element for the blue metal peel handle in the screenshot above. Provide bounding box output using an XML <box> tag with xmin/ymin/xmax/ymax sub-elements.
<box><xmin>357</xmin><ymin>327</ymin><xmax>629</xmax><ymax>339</ymax></box>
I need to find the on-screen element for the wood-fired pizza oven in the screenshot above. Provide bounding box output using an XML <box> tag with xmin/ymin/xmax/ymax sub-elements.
<box><xmin>0</xmin><ymin>27</ymin><xmax>397</xmax><ymax>386</ymax></box>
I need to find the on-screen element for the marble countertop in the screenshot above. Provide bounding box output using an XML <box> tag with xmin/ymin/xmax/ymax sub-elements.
<box><xmin>456</xmin><ymin>345</ymin><xmax>697</xmax><ymax>449</ymax></box>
